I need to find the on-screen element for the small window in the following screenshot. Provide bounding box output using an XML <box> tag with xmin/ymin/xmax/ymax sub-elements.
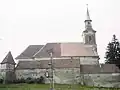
<box><xmin>88</xmin><ymin>22</ymin><xmax>90</xmax><ymax>24</ymax></box>
<box><xmin>89</xmin><ymin>36</ymin><xmax>92</xmax><ymax>41</ymax></box>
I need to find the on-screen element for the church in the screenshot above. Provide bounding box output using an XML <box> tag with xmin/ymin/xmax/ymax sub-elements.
<box><xmin>16</xmin><ymin>6</ymin><xmax>99</xmax><ymax>64</ymax></box>
<box><xmin>1</xmin><ymin>7</ymin><xmax>120</xmax><ymax>87</ymax></box>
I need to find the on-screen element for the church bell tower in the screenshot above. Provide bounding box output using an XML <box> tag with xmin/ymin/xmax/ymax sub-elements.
<box><xmin>83</xmin><ymin>5</ymin><xmax>96</xmax><ymax>46</ymax></box>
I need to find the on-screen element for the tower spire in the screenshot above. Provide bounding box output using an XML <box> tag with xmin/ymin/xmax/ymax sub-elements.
<box><xmin>84</xmin><ymin>4</ymin><xmax>92</xmax><ymax>29</ymax></box>
<box><xmin>86</xmin><ymin>4</ymin><xmax>91</xmax><ymax>21</ymax></box>
<box><xmin>82</xmin><ymin>4</ymin><xmax>97</xmax><ymax>45</ymax></box>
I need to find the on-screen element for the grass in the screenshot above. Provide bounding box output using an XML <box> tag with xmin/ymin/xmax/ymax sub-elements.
<box><xmin>0</xmin><ymin>84</ymin><xmax>120</xmax><ymax>90</ymax></box>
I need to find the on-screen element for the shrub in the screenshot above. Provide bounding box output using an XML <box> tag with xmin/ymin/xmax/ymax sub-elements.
<box><xmin>26</xmin><ymin>77</ymin><xmax>34</xmax><ymax>84</ymax></box>
<box><xmin>35</xmin><ymin>76</ymin><xmax>45</xmax><ymax>84</ymax></box>
<box><xmin>13</xmin><ymin>78</ymin><xmax>25</xmax><ymax>84</ymax></box>
<box><xmin>19</xmin><ymin>78</ymin><xmax>25</xmax><ymax>83</ymax></box>
<box><xmin>40</xmin><ymin>76</ymin><xmax>45</xmax><ymax>84</ymax></box>
<box><xmin>5</xmin><ymin>79</ymin><xmax>12</xmax><ymax>84</ymax></box>
<box><xmin>12</xmin><ymin>79</ymin><xmax>18</xmax><ymax>84</ymax></box>
<box><xmin>0</xmin><ymin>79</ymin><xmax>3</xmax><ymax>84</ymax></box>
<box><xmin>35</xmin><ymin>78</ymin><xmax>40</xmax><ymax>83</ymax></box>
<box><xmin>13</xmin><ymin>76</ymin><xmax>45</xmax><ymax>84</ymax></box>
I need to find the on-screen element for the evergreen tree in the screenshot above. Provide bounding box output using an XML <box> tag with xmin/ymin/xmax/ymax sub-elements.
<box><xmin>105</xmin><ymin>35</ymin><xmax>120</xmax><ymax>68</ymax></box>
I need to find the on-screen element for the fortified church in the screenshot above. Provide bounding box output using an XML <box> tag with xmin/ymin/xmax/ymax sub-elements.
<box><xmin>0</xmin><ymin>7</ymin><xmax>120</xmax><ymax>87</ymax></box>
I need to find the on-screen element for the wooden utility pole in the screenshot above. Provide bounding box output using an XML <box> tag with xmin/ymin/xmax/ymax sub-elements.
<box><xmin>47</xmin><ymin>49</ymin><xmax>54</xmax><ymax>90</ymax></box>
<box><xmin>70</xmin><ymin>57</ymin><xmax>75</xmax><ymax>90</ymax></box>
<box><xmin>78</xmin><ymin>57</ymin><xmax>81</xmax><ymax>84</ymax></box>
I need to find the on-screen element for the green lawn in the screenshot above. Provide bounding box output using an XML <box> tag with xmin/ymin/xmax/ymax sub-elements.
<box><xmin>0</xmin><ymin>84</ymin><xmax>120</xmax><ymax>90</ymax></box>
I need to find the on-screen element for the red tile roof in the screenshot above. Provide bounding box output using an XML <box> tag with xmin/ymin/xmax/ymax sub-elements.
<box><xmin>16</xmin><ymin>43</ymin><xmax>99</xmax><ymax>59</ymax></box>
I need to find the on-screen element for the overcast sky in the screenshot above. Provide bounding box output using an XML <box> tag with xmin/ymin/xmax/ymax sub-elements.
<box><xmin>0</xmin><ymin>0</ymin><xmax>119</xmax><ymax>63</ymax></box>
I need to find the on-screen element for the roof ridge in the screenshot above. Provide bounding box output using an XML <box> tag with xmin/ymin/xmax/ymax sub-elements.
<box><xmin>15</xmin><ymin>45</ymin><xmax>31</xmax><ymax>59</ymax></box>
<box><xmin>15</xmin><ymin>45</ymin><xmax>44</xmax><ymax>59</ymax></box>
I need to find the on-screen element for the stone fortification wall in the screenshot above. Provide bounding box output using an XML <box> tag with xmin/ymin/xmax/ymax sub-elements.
<box><xmin>15</xmin><ymin>68</ymin><xmax>120</xmax><ymax>87</ymax></box>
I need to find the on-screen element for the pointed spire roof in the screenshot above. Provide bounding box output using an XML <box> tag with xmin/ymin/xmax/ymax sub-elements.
<box><xmin>1</xmin><ymin>51</ymin><xmax>16</xmax><ymax>65</ymax></box>
<box><xmin>85</xmin><ymin>4</ymin><xmax>92</xmax><ymax>21</ymax></box>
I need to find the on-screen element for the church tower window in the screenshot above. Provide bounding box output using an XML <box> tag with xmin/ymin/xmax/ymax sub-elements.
<box><xmin>88</xmin><ymin>22</ymin><xmax>90</xmax><ymax>24</ymax></box>
<box><xmin>89</xmin><ymin>36</ymin><xmax>92</xmax><ymax>42</ymax></box>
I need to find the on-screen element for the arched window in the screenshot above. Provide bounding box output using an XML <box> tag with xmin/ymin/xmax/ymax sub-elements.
<box><xmin>89</xmin><ymin>36</ymin><xmax>92</xmax><ymax>42</ymax></box>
